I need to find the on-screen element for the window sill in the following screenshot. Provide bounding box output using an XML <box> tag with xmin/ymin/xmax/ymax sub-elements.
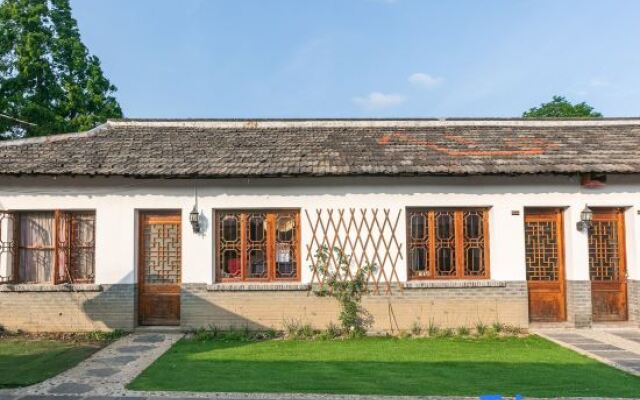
<box><xmin>207</xmin><ymin>283</ymin><xmax>311</xmax><ymax>292</ymax></box>
<box><xmin>403</xmin><ymin>280</ymin><xmax>507</xmax><ymax>289</ymax></box>
<box><xmin>0</xmin><ymin>284</ymin><xmax>102</xmax><ymax>292</ymax></box>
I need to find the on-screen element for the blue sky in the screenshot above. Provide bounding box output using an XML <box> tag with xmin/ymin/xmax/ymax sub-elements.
<box><xmin>71</xmin><ymin>0</ymin><xmax>640</xmax><ymax>118</ymax></box>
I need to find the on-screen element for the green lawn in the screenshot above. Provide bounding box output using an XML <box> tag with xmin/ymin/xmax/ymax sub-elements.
<box><xmin>0</xmin><ymin>338</ymin><xmax>101</xmax><ymax>388</ymax></box>
<box><xmin>129</xmin><ymin>335</ymin><xmax>640</xmax><ymax>397</ymax></box>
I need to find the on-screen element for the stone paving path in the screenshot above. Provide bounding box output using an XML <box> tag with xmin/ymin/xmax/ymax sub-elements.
<box><xmin>535</xmin><ymin>328</ymin><xmax>640</xmax><ymax>376</ymax></box>
<box><xmin>1</xmin><ymin>332</ymin><xmax>183</xmax><ymax>399</ymax></box>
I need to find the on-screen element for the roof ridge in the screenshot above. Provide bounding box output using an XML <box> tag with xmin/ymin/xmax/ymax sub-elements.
<box><xmin>0</xmin><ymin>123</ymin><xmax>110</xmax><ymax>147</ymax></box>
<box><xmin>107</xmin><ymin>118</ymin><xmax>640</xmax><ymax>129</ymax></box>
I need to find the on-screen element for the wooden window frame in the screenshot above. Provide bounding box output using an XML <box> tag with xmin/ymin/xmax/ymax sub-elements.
<box><xmin>215</xmin><ymin>209</ymin><xmax>301</xmax><ymax>283</ymax></box>
<box><xmin>9</xmin><ymin>210</ymin><xmax>96</xmax><ymax>285</ymax></box>
<box><xmin>406</xmin><ymin>207</ymin><xmax>490</xmax><ymax>280</ymax></box>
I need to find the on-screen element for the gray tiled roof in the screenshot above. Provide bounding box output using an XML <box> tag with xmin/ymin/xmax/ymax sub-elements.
<box><xmin>1</xmin><ymin>118</ymin><xmax>640</xmax><ymax>178</ymax></box>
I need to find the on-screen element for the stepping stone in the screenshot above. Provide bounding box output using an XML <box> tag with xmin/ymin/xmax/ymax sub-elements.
<box><xmin>49</xmin><ymin>382</ymin><xmax>94</xmax><ymax>394</ymax></box>
<box><xmin>96</xmin><ymin>355</ymin><xmax>138</xmax><ymax>365</ymax></box>
<box><xmin>611</xmin><ymin>331</ymin><xmax>640</xmax><ymax>343</ymax></box>
<box><xmin>597</xmin><ymin>350</ymin><xmax>639</xmax><ymax>359</ymax></box>
<box><xmin>86</xmin><ymin>397</ymin><xmax>146</xmax><ymax>400</ymax></box>
<box><xmin>547</xmin><ymin>333</ymin><xmax>590</xmax><ymax>340</ymax></box>
<box><xmin>85</xmin><ymin>367</ymin><xmax>119</xmax><ymax>377</ymax></box>
<box><xmin>117</xmin><ymin>345</ymin><xmax>154</xmax><ymax>354</ymax></box>
<box><xmin>614</xmin><ymin>360</ymin><xmax>640</xmax><ymax>370</ymax></box>
<box><xmin>18</xmin><ymin>396</ymin><xmax>82</xmax><ymax>400</ymax></box>
<box><xmin>133</xmin><ymin>334</ymin><xmax>164</xmax><ymax>343</ymax></box>
<box><xmin>574</xmin><ymin>343</ymin><xmax>622</xmax><ymax>351</ymax></box>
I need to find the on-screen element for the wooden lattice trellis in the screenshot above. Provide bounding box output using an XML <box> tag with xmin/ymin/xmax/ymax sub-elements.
<box><xmin>305</xmin><ymin>208</ymin><xmax>403</xmax><ymax>294</ymax></box>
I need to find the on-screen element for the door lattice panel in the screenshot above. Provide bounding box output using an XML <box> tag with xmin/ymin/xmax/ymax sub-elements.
<box><xmin>525</xmin><ymin>220</ymin><xmax>559</xmax><ymax>281</ymax></box>
<box><xmin>305</xmin><ymin>208</ymin><xmax>403</xmax><ymax>294</ymax></box>
<box><xmin>0</xmin><ymin>211</ymin><xmax>16</xmax><ymax>284</ymax></box>
<box><xmin>589</xmin><ymin>219</ymin><xmax>621</xmax><ymax>282</ymax></box>
<box><xmin>143</xmin><ymin>222</ymin><xmax>181</xmax><ymax>284</ymax></box>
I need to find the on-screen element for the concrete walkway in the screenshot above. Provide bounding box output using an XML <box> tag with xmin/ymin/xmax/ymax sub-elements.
<box><xmin>535</xmin><ymin>328</ymin><xmax>640</xmax><ymax>376</ymax></box>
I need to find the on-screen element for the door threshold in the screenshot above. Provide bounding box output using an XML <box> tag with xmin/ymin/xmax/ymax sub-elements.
<box><xmin>135</xmin><ymin>325</ymin><xmax>185</xmax><ymax>334</ymax></box>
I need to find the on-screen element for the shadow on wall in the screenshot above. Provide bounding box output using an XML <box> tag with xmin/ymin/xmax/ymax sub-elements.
<box><xmin>81</xmin><ymin>280</ymin><xmax>281</xmax><ymax>332</ymax></box>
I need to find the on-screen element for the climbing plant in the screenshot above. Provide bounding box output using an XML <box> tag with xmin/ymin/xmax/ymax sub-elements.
<box><xmin>310</xmin><ymin>246</ymin><xmax>376</xmax><ymax>336</ymax></box>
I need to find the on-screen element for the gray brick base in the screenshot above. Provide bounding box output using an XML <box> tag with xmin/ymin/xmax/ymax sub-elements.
<box><xmin>181</xmin><ymin>281</ymin><xmax>529</xmax><ymax>333</ymax></box>
<box><xmin>0</xmin><ymin>284</ymin><xmax>135</xmax><ymax>332</ymax></box>
<box><xmin>566</xmin><ymin>280</ymin><xmax>592</xmax><ymax>327</ymax></box>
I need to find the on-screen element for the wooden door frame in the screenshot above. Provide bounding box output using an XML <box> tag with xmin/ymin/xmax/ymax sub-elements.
<box><xmin>137</xmin><ymin>210</ymin><xmax>182</xmax><ymax>326</ymax></box>
<box><xmin>524</xmin><ymin>207</ymin><xmax>567</xmax><ymax>322</ymax></box>
<box><xmin>590</xmin><ymin>207</ymin><xmax>628</xmax><ymax>322</ymax></box>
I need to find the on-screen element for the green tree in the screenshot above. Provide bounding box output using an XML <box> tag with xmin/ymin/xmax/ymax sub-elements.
<box><xmin>0</xmin><ymin>0</ymin><xmax>122</xmax><ymax>139</ymax></box>
<box><xmin>523</xmin><ymin>96</ymin><xmax>602</xmax><ymax>118</ymax></box>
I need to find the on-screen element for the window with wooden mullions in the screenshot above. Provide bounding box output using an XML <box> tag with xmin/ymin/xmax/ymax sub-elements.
<box><xmin>407</xmin><ymin>208</ymin><xmax>490</xmax><ymax>279</ymax></box>
<box><xmin>5</xmin><ymin>210</ymin><xmax>96</xmax><ymax>284</ymax></box>
<box><xmin>216</xmin><ymin>210</ymin><xmax>300</xmax><ymax>282</ymax></box>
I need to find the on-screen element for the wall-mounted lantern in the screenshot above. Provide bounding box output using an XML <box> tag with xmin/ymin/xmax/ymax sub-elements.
<box><xmin>576</xmin><ymin>205</ymin><xmax>593</xmax><ymax>232</ymax></box>
<box><xmin>190</xmin><ymin>184</ymin><xmax>201</xmax><ymax>233</ymax></box>
<box><xmin>190</xmin><ymin>204</ymin><xmax>200</xmax><ymax>233</ymax></box>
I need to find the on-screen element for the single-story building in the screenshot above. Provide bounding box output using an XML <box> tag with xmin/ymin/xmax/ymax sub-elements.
<box><xmin>0</xmin><ymin>118</ymin><xmax>638</xmax><ymax>332</ymax></box>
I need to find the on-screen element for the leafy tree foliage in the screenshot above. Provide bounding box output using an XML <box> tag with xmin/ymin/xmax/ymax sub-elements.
<box><xmin>0</xmin><ymin>0</ymin><xmax>122</xmax><ymax>139</ymax></box>
<box><xmin>523</xmin><ymin>96</ymin><xmax>602</xmax><ymax>118</ymax></box>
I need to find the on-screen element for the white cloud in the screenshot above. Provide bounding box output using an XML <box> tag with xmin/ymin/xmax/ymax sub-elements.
<box><xmin>352</xmin><ymin>92</ymin><xmax>406</xmax><ymax>109</ymax></box>
<box><xmin>408</xmin><ymin>72</ymin><xmax>444</xmax><ymax>89</ymax></box>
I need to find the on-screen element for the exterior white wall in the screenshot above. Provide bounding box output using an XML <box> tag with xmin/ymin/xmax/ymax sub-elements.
<box><xmin>1</xmin><ymin>174</ymin><xmax>640</xmax><ymax>284</ymax></box>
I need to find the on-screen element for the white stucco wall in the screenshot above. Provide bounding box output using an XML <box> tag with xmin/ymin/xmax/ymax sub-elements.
<box><xmin>1</xmin><ymin>174</ymin><xmax>639</xmax><ymax>284</ymax></box>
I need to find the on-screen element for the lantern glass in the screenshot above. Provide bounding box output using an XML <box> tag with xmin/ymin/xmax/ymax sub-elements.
<box><xmin>190</xmin><ymin>205</ymin><xmax>200</xmax><ymax>233</ymax></box>
<box><xmin>581</xmin><ymin>206</ymin><xmax>593</xmax><ymax>223</ymax></box>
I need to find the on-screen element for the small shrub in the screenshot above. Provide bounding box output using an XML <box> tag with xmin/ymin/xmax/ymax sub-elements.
<box><xmin>439</xmin><ymin>327</ymin><xmax>454</xmax><ymax>338</ymax></box>
<box><xmin>283</xmin><ymin>319</ymin><xmax>301</xmax><ymax>337</ymax></box>
<box><xmin>324</xmin><ymin>322</ymin><xmax>342</xmax><ymax>339</ymax></box>
<box><xmin>193</xmin><ymin>325</ymin><xmax>219</xmax><ymax>341</ymax></box>
<box><xmin>492</xmin><ymin>321</ymin><xmax>503</xmax><ymax>333</ymax></box>
<box><xmin>283</xmin><ymin>319</ymin><xmax>317</xmax><ymax>339</ymax></box>
<box><xmin>427</xmin><ymin>320</ymin><xmax>440</xmax><ymax>337</ymax></box>
<box><xmin>84</xmin><ymin>329</ymin><xmax>126</xmax><ymax>342</ymax></box>
<box><xmin>457</xmin><ymin>326</ymin><xmax>470</xmax><ymax>336</ymax></box>
<box><xmin>297</xmin><ymin>324</ymin><xmax>315</xmax><ymax>339</ymax></box>
<box><xmin>410</xmin><ymin>321</ymin><xmax>423</xmax><ymax>336</ymax></box>
<box><xmin>475</xmin><ymin>321</ymin><xmax>487</xmax><ymax>336</ymax></box>
<box><xmin>503</xmin><ymin>325</ymin><xmax>525</xmax><ymax>336</ymax></box>
<box><xmin>397</xmin><ymin>329</ymin><xmax>411</xmax><ymax>339</ymax></box>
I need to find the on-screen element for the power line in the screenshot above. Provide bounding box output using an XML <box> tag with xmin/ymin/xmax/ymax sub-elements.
<box><xmin>0</xmin><ymin>113</ymin><xmax>37</xmax><ymax>127</ymax></box>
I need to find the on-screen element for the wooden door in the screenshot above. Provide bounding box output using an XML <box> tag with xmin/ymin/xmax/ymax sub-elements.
<box><xmin>524</xmin><ymin>209</ymin><xmax>566</xmax><ymax>322</ymax></box>
<box><xmin>138</xmin><ymin>211</ymin><xmax>181</xmax><ymax>326</ymax></box>
<box><xmin>589</xmin><ymin>208</ymin><xmax>628</xmax><ymax>322</ymax></box>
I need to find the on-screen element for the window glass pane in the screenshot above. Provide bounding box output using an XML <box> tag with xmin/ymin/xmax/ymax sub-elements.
<box><xmin>465</xmin><ymin>213</ymin><xmax>481</xmax><ymax>238</ymax></box>
<box><xmin>275</xmin><ymin>214</ymin><xmax>297</xmax><ymax>279</ymax></box>
<box><xmin>248</xmin><ymin>215</ymin><xmax>264</xmax><ymax>242</ymax></box>
<box><xmin>410</xmin><ymin>246</ymin><xmax>427</xmax><ymax>272</ymax></box>
<box><xmin>248</xmin><ymin>249</ymin><xmax>266</xmax><ymax>278</ymax></box>
<box><xmin>222</xmin><ymin>216</ymin><xmax>238</xmax><ymax>242</ymax></box>
<box><xmin>437</xmin><ymin>247</ymin><xmax>455</xmax><ymax>275</ymax></box>
<box><xmin>18</xmin><ymin>212</ymin><xmax>55</xmax><ymax>283</ymax></box>
<box><xmin>436</xmin><ymin>213</ymin><xmax>453</xmax><ymax>240</ymax></box>
<box><xmin>59</xmin><ymin>212</ymin><xmax>96</xmax><ymax>283</ymax></box>
<box><xmin>435</xmin><ymin>211</ymin><xmax>456</xmax><ymax>276</ymax></box>
<box><xmin>411</xmin><ymin>214</ymin><xmax>426</xmax><ymax>240</ymax></box>
<box><xmin>222</xmin><ymin>249</ymin><xmax>241</xmax><ymax>277</ymax></box>
<box><xmin>463</xmin><ymin>210</ymin><xmax>486</xmax><ymax>276</ymax></box>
